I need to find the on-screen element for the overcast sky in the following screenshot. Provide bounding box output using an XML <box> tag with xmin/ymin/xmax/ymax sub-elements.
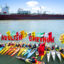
<box><xmin>0</xmin><ymin>0</ymin><xmax>64</xmax><ymax>14</ymax></box>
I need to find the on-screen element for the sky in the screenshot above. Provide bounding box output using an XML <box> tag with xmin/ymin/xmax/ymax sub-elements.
<box><xmin>0</xmin><ymin>0</ymin><xmax>64</xmax><ymax>14</ymax></box>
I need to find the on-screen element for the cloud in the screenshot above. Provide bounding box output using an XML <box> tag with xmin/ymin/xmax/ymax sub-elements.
<box><xmin>26</xmin><ymin>1</ymin><xmax>46</xmax><ymax>13</ymax></box>
<box><xmin>26</xmin><ymin>1</ymin><xmax>39</xmax><ymax>7</ymax></box>
<box><xmin>31</xmin><ymin>6</ymin><xmax>46</xmax><ymax>13</ymax></box>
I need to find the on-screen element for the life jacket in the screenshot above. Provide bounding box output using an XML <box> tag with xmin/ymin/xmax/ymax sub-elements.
<box><xmin>52</xmin><ymin>46</ymin><xmax>55</xmax><ymax>50</ymax></box>
<box><xmin>38</xmin><ymin>43</ymin><xmax>45</xmax><ymax>56</ymax></box>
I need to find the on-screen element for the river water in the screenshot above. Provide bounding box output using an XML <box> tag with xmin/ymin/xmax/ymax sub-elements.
<box><xmin>0</xmin><ymin>20</ymin><xmax>64</xmax><ymax>64</ymax></box>
<box><xmin>0</xmin><ymin>20</ymin><xmax>64</xmax><ymax>46</ymax></box>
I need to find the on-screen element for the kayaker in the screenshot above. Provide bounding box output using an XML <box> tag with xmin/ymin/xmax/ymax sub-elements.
<box><xmin>8</xmin><ymin>43</ymin><xmax>11</xmax><ymax>46</ymax></box>
<box><xmin>55</xmin><ymin>46</ymin><xmax>59</xmax><ymax>51</ymax></box>
<box><xmin>52</xmin><ymin>46</ymin><xmax>55</xmax><ymax>50</ymax></box>
<box><xmin>28</xmin><ymin>33</ymin><xmax>31</xmax><ymax>36</ymax></box>
<box><xmin>45</xmin><ymin>46</ymin><xmax>47</xmax><ymax>51</ymax></box>
<box><xmin>16</xmin><ymin>43</ymin><xmax>18</xmax><ymax>47</ymax></box>
<box><xmin>0</xmin><ymin>44</ymin><xmax>2</xmax><ymax>47</ymax></box>
<box><xmin>31</xmin><ymin>57</ymin><xmax>46</xmax><ymax>64</ymax></box>
<box><xmin>22</xmin><ymin>43</ymin><xmax>25</xmax><ymax>47</ymax></box>
<box><xmin>25</xmin><ymin>44</ymin><xmax>28</xmax><ymax>47</ymax></box>
<box><xmin>29</xmin><ymin>44</ymin><xmax>32</xmax><ymax>48</ymax></box>
<box><xmin>32</xmin><ymin>44</ymin><xmax>36</xmax><ymax>49</ymax></box>
<box><xmin>17</xmin><ymin>44</ymin><xmax>21</xmax><ymax>47</ymax></box>
<box><xmin>38</xmin><ymin>43</ymin><xmax>45</xmax><ymax>60</ymax></box>
<box><xmin>47</xmin><ymin>47</ymin><xmax>51</xmax><ymax>51</ymax></box>
<box><xmin>0</xmin><ymin>43</ymin><xmax>5</xmax><ymax>47</ymax></box>
<box><xmin>31</xmin><ymin>57</ymin><xmax>37</xmax><ymax>64</ymax></box>
<box><xmin>38</xmin><ymin>43</ymin><xmax>45</xmax><ymax>56</ymax></box>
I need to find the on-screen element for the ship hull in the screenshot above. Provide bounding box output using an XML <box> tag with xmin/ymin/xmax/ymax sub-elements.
<box><xmin>0</xmin><ymin>14</ymin><xmax>64</xmax><ymax>20</ymax></box>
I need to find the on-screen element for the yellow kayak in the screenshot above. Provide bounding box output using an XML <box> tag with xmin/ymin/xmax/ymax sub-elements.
<box><xmin>17</xmin><ymin>48</ymin><xmax>25</xmax><ymax>56</ymax></box>
<box><xmin>41</xmin><ymin>51</ymin><xmax>46</xmax><ymax>60</ymax></box>
<box><xmin>0</xmin><ymin>43</ymin><xmax>9</xmax><ymax>54</ymax></box>
<box><xmin>21</xmin><ymin>48</ymin><xmax>28</xmax><ymax>56</ymax></box>
<box><xmin>2</xmin><ymin>46</ymin><xmax>11</xmax><ymax>55</ymax></box>
<box><xmin>61</xmin><ymin>53</ymin><xmax>64</xmax><ymax>58</ymax></box>
<box><xmin>0</xmin><ymin>47</ymin><xmax>6</xmax><ymax>54</ymax></box>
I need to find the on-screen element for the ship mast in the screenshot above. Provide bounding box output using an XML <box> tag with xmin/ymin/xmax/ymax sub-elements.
<box><xmin>37</xmin><ymin>6</ymin><xmax>43</xmax><ymax>14</ymax></box>
<box><xmin>40</xmin><ymin>6</ymin><xmax>42</xmax><ymax>14</ymax></box>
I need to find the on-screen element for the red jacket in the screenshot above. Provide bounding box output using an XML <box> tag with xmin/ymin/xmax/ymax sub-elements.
<box><xmin>38</xmin><ymin>43</ymin><xmax>45</xmax><ymax>56</ymax></box>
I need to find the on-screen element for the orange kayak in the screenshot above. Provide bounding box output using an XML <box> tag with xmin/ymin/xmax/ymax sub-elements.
<box><xmin>2</xmin><ymin>46</ymin><xmax>11</xmax><ymax>55</ymax></box>
<box><xmin>8</xmin><ymin>47</ymin><xmax>17</xmax><ymax>55</ymax></box>
<box><xmin>61</xmin><ymin>53</ymin><xmax>64</xmax><ymax>58</ymax></box>
<box><xmin>11</xmin><ymin>48</ymin><xmax>20</xmax><ymax>56</ymax></box>
<box><xmin>5</xmin><ymin>47</ymin><xmax>14</xmax><ymax>55</ymax></box>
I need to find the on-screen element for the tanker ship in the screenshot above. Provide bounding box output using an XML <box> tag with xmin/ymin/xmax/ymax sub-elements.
<box><xmin>0</xmin><ymin>6</ymin><xmax>64</xmax><ymax>20</ymax></box>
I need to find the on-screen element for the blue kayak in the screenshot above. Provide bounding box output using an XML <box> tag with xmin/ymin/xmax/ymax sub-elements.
<box><xmin>26</xmin><ymin>48</ymin><xmax>37</xmax><ymax>58</ymax></box>
<box><xmin>23</xmin><ymin>49</ymin><xmax>32</xmax><ymax>56</ymax></box>
<box><xmin>0</xmin><ymin>47</ymin><xmax>4</xmax><ymax>51</ymax></box>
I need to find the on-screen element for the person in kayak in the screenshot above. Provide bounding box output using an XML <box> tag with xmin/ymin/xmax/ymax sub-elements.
<box><xmin>22</xmin><ymin>43</ymin><xmax>25</xmax><ymax>47</ymax></box>
<box><xmin>51</xmin><ymin>45</ymin><xmax>55</xmax><ymax>50</ymax></box>
<box><xmin>32</xmin><ymin>44</ymin><xmax>36</xmax><ymax>49</ymax></box>
<box><xmin>29</xmin><ymin>44</ymin><xmax>32</xmax><ymax>48</ymax></box>
<box><xmin>31</xmin><ymin>57</ymin><xmax>46</xmax><ymax>64</ymax></box>
<box><xmin>55</xmin><ymin>45</ymin><xmax>59</xmax><ymax>51</ymax></box>
<box><xmin>0</xmin><ymin>44</ymin><xmax>2</xmax><ymax>47</ymax></box>
<box><xmin>1</xmin><ymin>44</ymin><xmax>5</xmax><ymax>47</ymax></box>
<box><xmin>38</xmin><ymin>43</ymin><xmax>45</xmax><ymax>60</ymax></box>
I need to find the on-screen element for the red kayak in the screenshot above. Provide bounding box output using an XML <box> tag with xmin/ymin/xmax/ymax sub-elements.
<box><xmin>8</xmin><ymin>47</ymin><xmax>17</xmax><ymax>55</ymax></box>
<box><xmin>5</xmin><ymin>47</ymin><xmax>14</xmax><ymax>55</ymax></box>
<box><xmin>11</xmin><ymin>48</ymin><xmax>20</xmax><ymax>56</ymax></box>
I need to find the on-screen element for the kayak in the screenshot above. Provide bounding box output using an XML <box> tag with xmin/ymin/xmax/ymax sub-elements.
<box><xmin>41</xmin><ymin>51</ymin><xmax>46</xmax><ymax>60</ymax></box>
<box><xmin>51</xmin><ymin>50</ymin><xmax>55</xmax><ymax>61</ymax></box>
<box><xmin>0</xmin><ymin>44</ymin><xmax>8</xmax><ymax>54</ymax></box>
<box><xmin>16</xmin><ymin>56</ymin><xmax>31</xmax><ymax>63</ymax></box>
<box><xmin>26</xmin><ymin>48</ymin><xmax>37</xmax><ymax>58</ymax></box>
<box><xmin>56</xmin><ymin>51</ymin><xmax>61</xmax><ymax>61</ymax></box>
<box><xmin>16</xmin><ymin>56</ymin><xmax>45</xmax><ymax>64</ymax></box>
<box><xmin>47</xmin><ymin>51</ymin><xmax>50</xmax><ymax>62</ymax></box>
<box><xmin>23</xmin><ymin>49</ymin><xmax>32</xmax><ymax>56</ymax></box>
<box><xmin>11</xmin><ymin>48</ymin><xmax>20</xmax><ymax>56</ymax></box>
<box><xmin>0</xmin><ymin>47</ymin><xmax>6</xmax><ymax>54</ymax></box>
<box><xmin>8</xmin><ymin>47</ymin><xmax>17</xmax><ymax>55</ymax></box>
<box><xmin>17</xmin><ymin>48</ymin><xmax>25</xmax><ymax>56</ymax></box>
<box><xmin>21</xmin><ymin>48</ymin><xmax>28</xmax><ymax>56</ymax></box>
<box><xmin>61</xmin><ymin>53</ymin><xmax>64</xmax><ymax>58</ymax></box>
<box><xmin>0</xmin><ymin>47</ymin><xmax>4</xmax><ymax>51</ymax></box>
<box><xmin>5</xmin><ymin>43</ymin><xmax>17</xmax><ymax>55</ymax></box>
<box><xmin>5</xmin><ymin>47</ymin><xmax>14</xmax><ymax>55</ymax></box>
<box><xmin>2</xmin><ymin>46</ymin><xmax>11</xmax><ymax>55</ymax></box>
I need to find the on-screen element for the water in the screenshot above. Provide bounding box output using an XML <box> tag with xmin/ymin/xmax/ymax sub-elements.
<box><xmin>0</xmin><ymin>20</ymin><xmax>64</xmax><ymax>47</ymax></box>
<box><xmin>0</xmin><ymin>20</ymin><xmax>64</xmax><ymax>64</ymax></box>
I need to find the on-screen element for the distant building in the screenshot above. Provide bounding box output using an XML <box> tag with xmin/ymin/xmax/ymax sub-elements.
<box><xmin>18</xmin><ymin>8</ymin><xmax>31</xmax><ymax>14</ymax></box>
<box><xmin>1</xmin><ymin>5</ymin><xmax>9</xmax><ymax>14</ymax></box>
